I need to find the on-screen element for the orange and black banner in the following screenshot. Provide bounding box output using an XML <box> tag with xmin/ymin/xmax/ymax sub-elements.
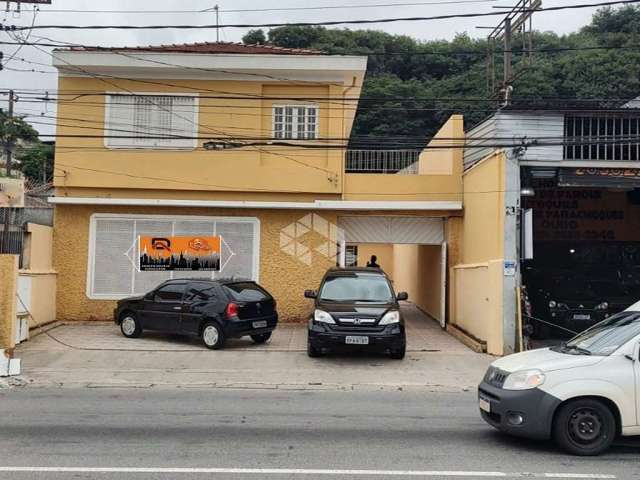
<box><xmin>139</xmin><ymin>236</ymin><xmax>221</xmax><ymax>271</ymax></box>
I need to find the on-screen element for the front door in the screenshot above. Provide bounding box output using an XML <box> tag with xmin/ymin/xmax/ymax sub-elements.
<box><xmin>181</xmin><ymin>281</ymin><xmax>222</xmax><ymax>335</ymax></box>
<box><xmin>140</xmin><ymin>281</ymin><xmax>187</xmax><ymax>332</ymax></box>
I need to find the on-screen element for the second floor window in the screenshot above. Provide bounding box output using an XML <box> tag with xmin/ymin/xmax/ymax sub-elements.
<box><xmin>106</xmin><ymin>94</ymin><xmax>198</xmax><ymax>149</ymax></box>
<box><xmin>273</xmin><ymin>105</ymin><xmax>318</xmax><ymax>140</ymax></box>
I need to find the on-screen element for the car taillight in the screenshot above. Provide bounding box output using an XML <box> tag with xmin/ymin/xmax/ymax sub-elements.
<box><xmin>226</xmin><ymin>302</ymin><xmax>239</xmax><ymax>318</ymax></box>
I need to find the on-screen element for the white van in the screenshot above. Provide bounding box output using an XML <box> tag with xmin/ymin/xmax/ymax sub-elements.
<box><xmin>478</xmin><ymin>301</ymin><xmax>640</xmax><ymax>455</ymax></box>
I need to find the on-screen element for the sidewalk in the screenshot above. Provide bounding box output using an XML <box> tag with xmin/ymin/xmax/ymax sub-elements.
<box><xmin>12</xmin><ymin>305</ymin><xmax>493</xmax><ymax>392</ymax></box>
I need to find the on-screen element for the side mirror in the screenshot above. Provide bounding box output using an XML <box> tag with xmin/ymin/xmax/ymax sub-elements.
<box><xmin>396</xmin><ymin>292</ymin><xmax>409</xmax><ymax>301</ymax></box>
<box><xmin>304</xmin><ymin>289</ymin><xmax>317</xmax><ymax>299</ymax></box>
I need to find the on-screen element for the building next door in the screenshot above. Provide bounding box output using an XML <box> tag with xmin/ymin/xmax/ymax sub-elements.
<box><xmin>338</xmin><ymin>216</ymin><xmax>448</xmax><ymax>328</ymax></box>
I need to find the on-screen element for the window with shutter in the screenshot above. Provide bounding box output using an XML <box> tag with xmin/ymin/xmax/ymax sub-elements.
<box><xmin>105</xmin><ymin>94</ymin><xmax>198</xmax><ymax>149</ymax></box>
<box><xmin>88</xmin><ymin>214</ymin><xmax>260</xmax><ymax>299</ymax></box>
<box><xmin>272</xmin><ymin>105</ymin><xmax>318</xmax><ymax>140</ymax></box>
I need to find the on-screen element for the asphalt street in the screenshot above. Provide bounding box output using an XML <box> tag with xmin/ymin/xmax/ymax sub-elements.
<box><xmin>0</xmin><ymin>388</ymin><xmax>639</xmax><ymax>480</ymax></box>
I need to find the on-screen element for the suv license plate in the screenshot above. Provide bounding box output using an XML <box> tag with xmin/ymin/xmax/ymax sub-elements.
<box><xmin>252</xmin><ymin>320</ymin><xmax>268</xmax><ymax>328</ymax></box>
<box><xmin>345</xmin><ymin>336</ymin><xmax>369</xmax><ymax>345</ymax></box>
<box><xmin>479</xmin><ymin>397</ymin><xmax>491</xmax><ymax>413</ymax></box>
<box><xmin>573</xmin><ymin>314</ymin><xmax>591</xmax><ymax>321</ymax></box>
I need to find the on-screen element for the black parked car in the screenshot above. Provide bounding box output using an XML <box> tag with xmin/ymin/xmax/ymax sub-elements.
<box><xmin>304</xmin><ymin>267</ymin><xmax>408</xmax><ymax>359</ymax></box>
<box><xmin>114</xmin><ymin>279</ymin><xmax>278</xmax><ymax>349</ymax></box>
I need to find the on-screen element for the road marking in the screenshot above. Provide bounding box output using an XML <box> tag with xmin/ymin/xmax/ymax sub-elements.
<box><xmin>0</xmin><ymin>467</ymin><xmax>616</xmax><ymax>478</ymax></box>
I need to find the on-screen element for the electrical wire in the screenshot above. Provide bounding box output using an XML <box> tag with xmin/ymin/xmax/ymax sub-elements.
<box><xmin>3</xmin><ymin>1</ymin><xmax>638</xmax><ymax>31</ymax></box>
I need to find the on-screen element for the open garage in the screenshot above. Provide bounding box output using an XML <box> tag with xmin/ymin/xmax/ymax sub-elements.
<box><xmin>338</xmin><ymin>216</ymin><xmax>447</xmax><ymax>328</ymax></box>
<box><xmin>522</xmin><ymin>167</ymin><xmax>640</xmax><ymax>340</ymax></box>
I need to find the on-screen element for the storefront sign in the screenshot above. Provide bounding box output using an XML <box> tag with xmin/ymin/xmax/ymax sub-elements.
<box><xmin>559</xmin><ymin>167</ymin><xmax>640</xmax><ymax>188</ymax></box>
<box><xmin>138</xmin><ymin>236</ymin><xmax>221</xmax><ymax>271</ymax></box>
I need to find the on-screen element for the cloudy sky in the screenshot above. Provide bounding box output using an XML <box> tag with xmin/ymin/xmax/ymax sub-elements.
<box><xmin>0</xmin><ymin>0</ymin><xmax>604</xmax><ymax>136</ymax></box>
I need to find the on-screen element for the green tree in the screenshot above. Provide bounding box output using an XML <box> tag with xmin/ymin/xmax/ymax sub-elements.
<box><xmin>242</xmin><ymin>29</ymin><xmax>266</xmax><ymax>45</ymax></box>
<box><xmin>16</xmin><ymin>142</ymin><xmax>54</xmax><ymax>184</ymax></box>
<box><xmin>1</xmin><ymin>110</ymin><xmax>39</xmax><ymax>178</ymax></box>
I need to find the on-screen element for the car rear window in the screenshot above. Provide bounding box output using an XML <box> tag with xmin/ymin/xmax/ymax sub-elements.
<box><xmin>319</xmin><ymin>274</ymin><xmax>393</xmax><ymax>303</ymax></box>
<box><xmin>223</xmin><ymin>282</ymin><xmax>271</xmax><ymax>302</ymax></box>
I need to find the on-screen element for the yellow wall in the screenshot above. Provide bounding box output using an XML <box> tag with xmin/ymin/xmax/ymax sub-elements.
<box><xmin>355</xmin><ymin>243</ymin><xmax>394</xmax><ymax>277</ymax></box>
<box><xmin>0</xmin><ymin>255</ymin><xmax>18</xmax><ymax>349</ymax></box>
<box><xmin>461</xmin><ymin>151</ymin><xmax>505</xmax><ymax>264</ymax></box>
<box><xmin>55</xmin><ymin>77</ymin><xmax>359</xmax><ymax>199</ymax></box>
<box><xmin>343</xmin><ymin>114</ymin><xmax>464</xmax><ymax>203</ymax></box>
<box><xmin>23</xmin><ymin>223</ymin><xmax>53</xmax><ymax>271</ymax></box>
<box><xmin>449</xmin><ymin>151</ymin><xmax>507</xmax><ymax>355</ymax></box>
<box><xmin>391</xmin><ymin>244</ymin><xmax>442</xmax><ymax>321</ymax></box>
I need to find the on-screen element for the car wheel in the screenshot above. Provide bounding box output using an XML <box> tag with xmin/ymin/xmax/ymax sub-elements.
<box><xmin>251</xmin><ymin>332</ymin><xmax>272</xmax><ymax>344</ymax></box>
<box><xmin>307</xmin><ymin>338</ymin><xmax>322</xmax><ymax>358</ymax></box>
<box><xmin>389</xmin><ymin>343</ymin><xmax>406</xmax><ymax>360</ymax></box>
<box><xmin>119</xmin><ymin>312</ymin><xmax>142</xmax><ymax>338</ymax></box>
<box><xmin>201</xmin><ymin>322</ymin><xmax>225</xmax><ymax>350</ymax></box>
<box><xmin>553</xmin><ymin>398</ymin><xmax>616</xmax><ymax>456</ymax></box>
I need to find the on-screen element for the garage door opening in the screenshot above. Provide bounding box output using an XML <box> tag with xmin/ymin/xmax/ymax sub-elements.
<box><xmin>338</xmin><ymin>216</ymin><xmax>447</xmax><ymax>328</ymax></box>
<box><xmin>522</xmin><ymin>169</ymin><xmax>640</xmax><ymax>343</ymax></box>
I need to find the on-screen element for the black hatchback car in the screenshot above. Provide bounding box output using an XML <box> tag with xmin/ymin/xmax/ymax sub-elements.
<box><xmin>305</xmin><ymin>267</ymin><xmax>408</xmax><ymax>359</ymax></box>
<box><xmin>114</xmin><ymin>279</ymin><xmax>278</xmax><ymax>349</ymax></box>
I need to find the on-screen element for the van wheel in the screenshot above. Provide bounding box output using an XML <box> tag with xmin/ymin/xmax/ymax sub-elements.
<box><xmin>202</xmin><ymin>322</ymin><xmax>225</xmax><ymax>350</ymax></box>
<box><xmin>120</xmin><ymin>312</ymin><xmax>142</xmax><ymax>338</ymax></box>
<box><xmin>251</xmin><ymin>332</ymin><xmax>272</xmax><ymax>344</ymax></box>
<box><xmin>553</xmin><ymin>399</ymin><xmax>616</xmax><ymax>456</ymax></box>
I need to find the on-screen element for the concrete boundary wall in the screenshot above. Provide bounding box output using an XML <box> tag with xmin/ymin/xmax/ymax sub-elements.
<box><xmin>0</xmin><ymin>254</ymin><xmax>19</xmax><ymax>350</ymax></box>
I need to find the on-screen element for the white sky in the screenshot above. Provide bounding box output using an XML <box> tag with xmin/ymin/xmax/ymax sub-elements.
<box><xmin>0</xmin><ymin>0</ymin><xmax>602</xmax><ymax>136</ymax></box>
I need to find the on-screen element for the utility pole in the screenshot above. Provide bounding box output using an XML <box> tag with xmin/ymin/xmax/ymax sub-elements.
<box><xmin>5</xmin><ymin>89</ymin><xmax>15</xmax><ymax>178</ymax></box>
<box><xmin>214</xmin><ymin>4</ymin><xmax>220</xmax><ymax>42</ymax></box>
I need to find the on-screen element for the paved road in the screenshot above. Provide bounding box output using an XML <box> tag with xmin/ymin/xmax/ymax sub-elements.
<box><xmin>0</xmin><ymin>388</ymin><xmax>638</xmax><ymax>480</ymax></box>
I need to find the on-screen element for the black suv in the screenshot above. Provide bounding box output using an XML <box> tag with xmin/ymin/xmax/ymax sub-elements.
<box><xmin>305</xmin><ymin>267</ymin><xmax>408</xmax><ymax>359</ymax></box>
<box><xmin>114</xmin><ymin>279</ymin><xmax>278</xmax><ymax>349</ymax></box>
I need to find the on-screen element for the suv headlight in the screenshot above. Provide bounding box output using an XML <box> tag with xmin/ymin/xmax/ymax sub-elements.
<box><xmin>503</xmin><ymin>369</ymin><xmax>546</xmax><ymax>390</ymax></box>
<box><xmin>314</xmin><ymin>309</ymin><xmax>335</xmax><ymax>324</ymax></box>
<box><xmin>595</xmin><ymin>302</ymin><xmax>609</xmax><ymax>311</ymax></box>
<box><xmin>379</xmin><ymin>310</ymin><xmax>400</xmax><ymax>325</ymax></box>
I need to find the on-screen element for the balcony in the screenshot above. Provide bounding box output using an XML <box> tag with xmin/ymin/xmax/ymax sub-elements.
<box><xmin>345</xmin><ymin>150</ymin><xmax>419</xmax><ymax>174</ymax></box>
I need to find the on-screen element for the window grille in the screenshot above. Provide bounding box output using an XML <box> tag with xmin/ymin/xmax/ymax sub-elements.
<box><xmin>273</xmin><ymin>105</ymin><xmax>318</xmax><ymax>140</ymax></box>
<box><xmin>564</xmin><ymin>115</ymin><xmax>640</xmax><ymax>161</ymax></box>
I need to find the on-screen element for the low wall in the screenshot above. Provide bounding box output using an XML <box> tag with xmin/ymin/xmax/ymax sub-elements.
<box><xmin>0</xmin><ymin>255</ymin><xmax>18</xmax><ymax>350</ymax></box>
<box><xmin>451</xmin><ymin>260</ymin><xmax>503</xmax><ymax>355</ymax></box>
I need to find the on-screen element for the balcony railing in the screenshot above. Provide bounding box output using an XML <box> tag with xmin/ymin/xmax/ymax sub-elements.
<box><xmin>345</xmin><ymin>149</ymin><xmax>420</xmax><ymax>174</ymax></box>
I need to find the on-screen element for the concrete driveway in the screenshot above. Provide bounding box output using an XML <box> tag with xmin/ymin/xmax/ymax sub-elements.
<box><xmin>12</xmin><ymin>304</ymin><xmax>492</xmax><ymax>391</ymax></box>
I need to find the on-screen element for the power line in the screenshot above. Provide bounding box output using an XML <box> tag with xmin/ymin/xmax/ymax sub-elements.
<box><xmin>31</xmin><ymin>1</ymin><xmax>502</xmax><ymax>14</ymax></box>
<box><xmin>4</xmin><ymin>1</ymin><xmax>639</xmax><ymax>31</ymax></box>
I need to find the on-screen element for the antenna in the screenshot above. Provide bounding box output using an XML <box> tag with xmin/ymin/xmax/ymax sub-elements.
<box><xmin>483</xmin><ymin>0</ymin><xmax>542</xmax><ymax>106</ymax></box>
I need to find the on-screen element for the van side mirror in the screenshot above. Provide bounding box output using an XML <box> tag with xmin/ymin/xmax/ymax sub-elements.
<box><xmin>304</xmin><ymin>290</ymin><xmax>317</xmax><ymax>299</ymax></box>
<box><xmin>396</xmin><ymin>292</ymin><xmax>409</xmax><ymax>301</ymax></box>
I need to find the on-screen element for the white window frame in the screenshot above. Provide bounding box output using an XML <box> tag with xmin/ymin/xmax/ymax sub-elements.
<box><xmin>104</xmin><ymin>92</ymin><xmax>199</xmax><ymax>150</ymax></box>
<box><xmin>86</xmin><ymin>213</ymin><xmax>261</xmax><ymax>300</ymax></box>
<box><xmin>272</xmin><ymin>104</ymin><xmax>319</xmax><ymax>140</ymax></box>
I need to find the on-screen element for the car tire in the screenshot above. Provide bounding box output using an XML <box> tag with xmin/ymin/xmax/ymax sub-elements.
<box><xmin>251</xmin><ymin>332</ymin><xmax>272</xmax><ymax>344</ymax></box>
<box><xmin>119</xmin><ymin>312</ymin><xmax>142</xmax><ymax>338</ymax></box>
<box><xmin>389</xmin><ymin>343</ymin><xmax>406</xmax><ymax>360</ymax></box>
<box><xmin>307</xmin><ymin>338</ymin><xmax>322</xmax><ymax>358</ymax></box>
<box><xmin>201</xmin><ymin>321</ymin><xmax>225</xmax><ymax>350</ymax></box>
<box><xmin>553</xmin><ymin>398</ymin><xmax>616</xmax><ymax>456</ymax></box>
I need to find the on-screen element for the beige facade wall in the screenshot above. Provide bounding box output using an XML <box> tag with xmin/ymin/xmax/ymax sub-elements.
<box><xmin>0</xmin><ymin>255</ymin><xmax>18</xmax><ymax>349</ymax></box>
<box><xmin>449</xmin><ymin>151</ymin><xmax>506</xmax><ymax>355</ymax></box>
<box><xmin>23</xmin><ymin>223</ymin><xmax>54</xmax><ymax>271</ymax></box>
<box><xmin>54</xmin><ymin>204</ymin><xmax>343</xmax><ymax>323</ymax></box>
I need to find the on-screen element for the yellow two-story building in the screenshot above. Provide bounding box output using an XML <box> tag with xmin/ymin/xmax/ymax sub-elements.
<box><xmin>50</xmin><ymin>42</ymin><xmax>465</xmax><ymax>325</ymax></box>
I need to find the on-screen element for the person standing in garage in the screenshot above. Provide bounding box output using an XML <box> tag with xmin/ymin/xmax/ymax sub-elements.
<box><xmin>367</xmin><ymin>255</ymin><xmax>381</xmax><ymax>268</ymax></box>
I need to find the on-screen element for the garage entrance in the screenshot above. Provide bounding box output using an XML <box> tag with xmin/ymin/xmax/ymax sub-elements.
<box><xmin>522</xmin><ymin>168</ymin><xmax>640</xmax><ymax>341</ymax></box>
<box><xmin>337</xmin><ymin>216</ymin><xmax>447</xmax><ymax>328</ymax></box>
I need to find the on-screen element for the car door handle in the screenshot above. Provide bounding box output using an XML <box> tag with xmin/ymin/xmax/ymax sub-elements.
<box><xmin>173</xmin><ymin>306</ymin><xmax>182</xmax><ymax>311</ymax></box>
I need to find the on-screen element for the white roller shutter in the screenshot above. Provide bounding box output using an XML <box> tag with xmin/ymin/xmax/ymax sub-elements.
<box><xmin>88</xmin><ymin>214</ymin><xmax>259</xmax><ymax>299</ymax></box>
<box><xmin>339</xmin><ymin>216</ymin><xmax>444</xmax><ymax>245</ymax></box>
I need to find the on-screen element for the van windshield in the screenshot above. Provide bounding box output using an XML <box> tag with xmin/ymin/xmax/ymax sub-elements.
<box><xmin>319</xmin><ymin>274</ymin><xmax>393</xmax><ymax>303</ymax></box>
<box><xmin>562</xmin><ymin>311</ymin><xmax>640</xmax><ymax>356</ymax></box>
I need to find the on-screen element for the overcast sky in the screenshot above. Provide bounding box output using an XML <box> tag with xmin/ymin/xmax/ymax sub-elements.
<box><xmin>0</xmin><ymin>0</ymin><xmax>603</xmax><ymax>136</ymax></box>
